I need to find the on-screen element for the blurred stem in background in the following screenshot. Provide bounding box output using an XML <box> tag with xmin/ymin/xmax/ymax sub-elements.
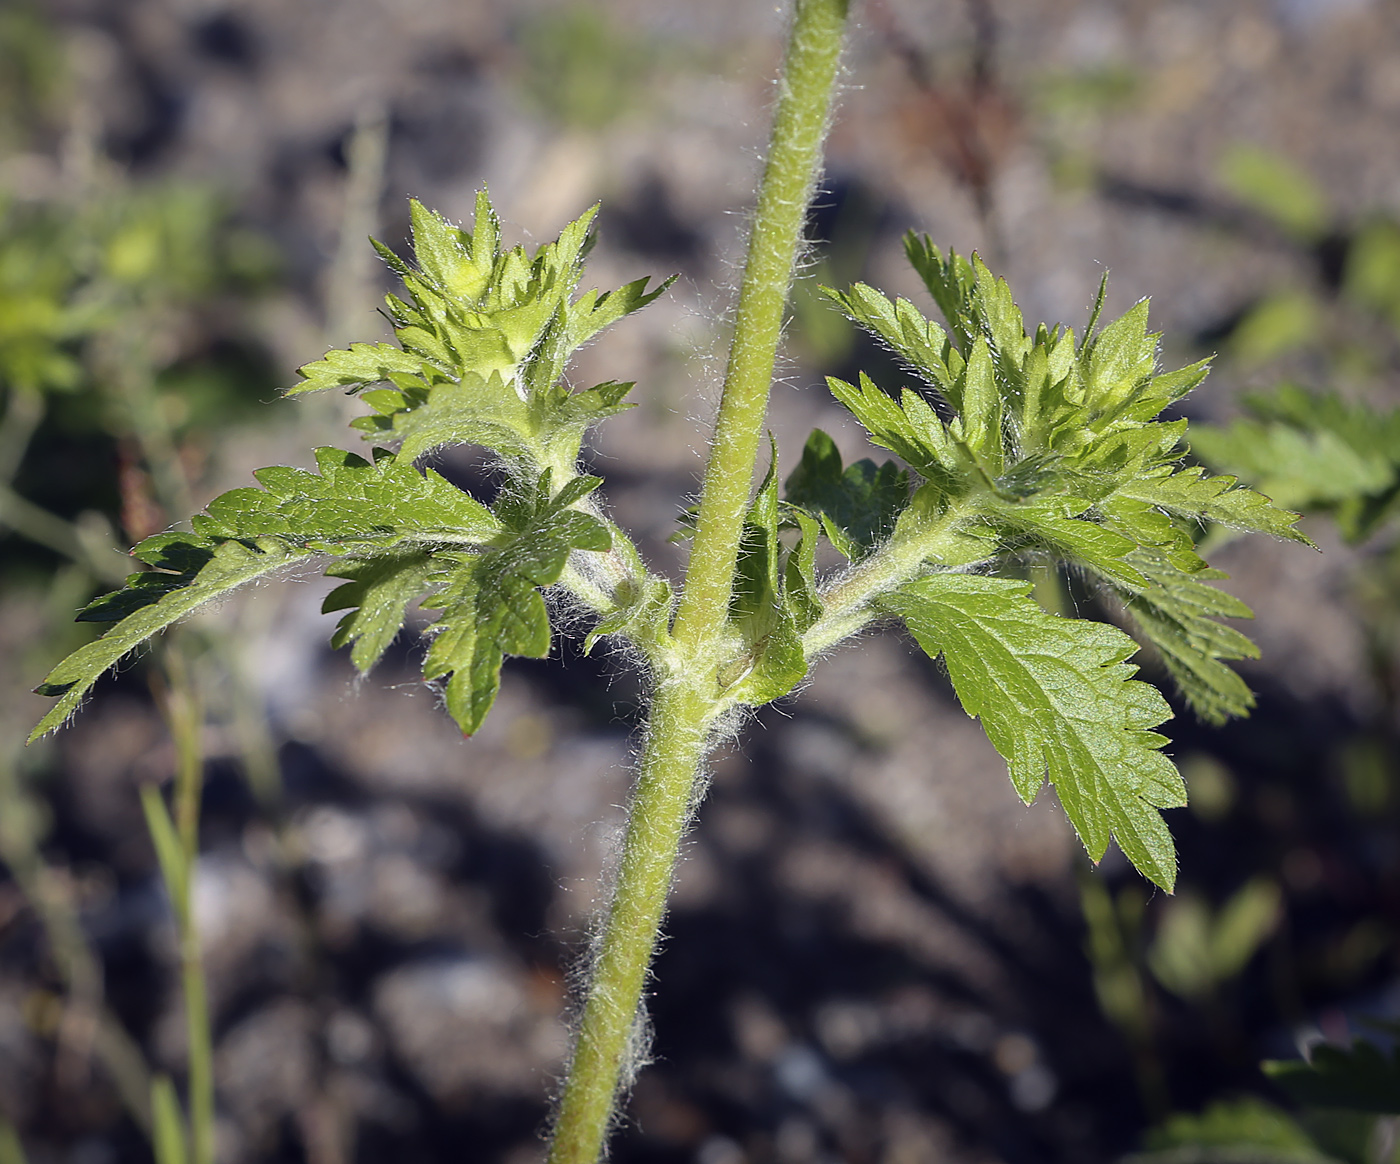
<box><xmin>141</xmin><ymin>645</ymin><xmax>213</xmax><ymax>1164</ymax></box>
<box><xmin>1079</xmin><ymin>867</ymin><xmax>1169</xmax><ymax>1121</ymax></box>
<box><xmin>325</xmin><ymin>98</ymin><xmax>389</xmax><ymax>348</ymax></box>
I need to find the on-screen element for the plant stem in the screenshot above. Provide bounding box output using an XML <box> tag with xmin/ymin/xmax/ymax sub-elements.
<box><xmin>671</xmin><ymin>0</ymin><xmax>850</xmax><ymax>655</ymax></box>
<box><xmin>547</xmin><ymin>676</ymin><xmax>713</xmax><ymax>1162</ymax></box>
<box><xmin>160</xmin><ymin>649</ymin><xmax>215</xmax><ymax>1164</ymax></box>
<box><xmin>547</xmin><ymin>3</ymin><xmax>850</xmax><ymax>1160</ymax></box>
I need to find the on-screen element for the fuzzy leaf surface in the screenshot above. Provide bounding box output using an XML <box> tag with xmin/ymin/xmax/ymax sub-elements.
<box><xmin>1118</xmin><ymin>551</ymin><xmax>1260</xmax><ymax>725</ymax></box>
<box><xmin>291</xmin><ymin>192</ymin><xmax>669</xmax><ymax>471</ymax></box>
<box><xmin>885</xmin><ymin>574</ymin><xmax>1185</xmax><ymax>889</ymax></box>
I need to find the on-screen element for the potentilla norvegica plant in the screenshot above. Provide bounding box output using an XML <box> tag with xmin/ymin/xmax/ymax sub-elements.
<box><xmin>29</xmin><ymin>1</ymin><xmax>1308</xmax><ymax>1160</ymax></box>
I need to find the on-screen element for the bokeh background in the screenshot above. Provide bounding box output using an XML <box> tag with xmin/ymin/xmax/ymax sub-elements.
<box><xmin>3</xmin><ymin>0</ymin><xmax>1400</xmax><ymax>1161</ymax></box>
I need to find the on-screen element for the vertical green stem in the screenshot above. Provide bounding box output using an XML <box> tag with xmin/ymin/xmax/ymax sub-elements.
<box><xmin>547</xmin><ymin>679</ymin><xmax>712</xmax><ymax>1162</ymax></box>
<box><xmin>671</xmin><ymin>0</ymin><xmax>850</xmax><ymax>653</ymax></box>
<box><xmin>548</xmin><ymin>2</ymin><xmax>849</xmax><ymax>1161</ymax></box>
<box><xmin>161</xmin><ymin>650</ymin><xmax>215</xmax><ymax>1164</ymax></box>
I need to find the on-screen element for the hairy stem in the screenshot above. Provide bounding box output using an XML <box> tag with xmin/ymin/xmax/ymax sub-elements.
<box><xmin>547</xmin><ymin>2</ymin><xmax>850</xmax><ymax>1160</ymax></box>
<box><xmin>547</xmin><ymin>675</ymin><xmax>714</xmax><ymax>1162</ymax></box>
<box><xmin>802</xmin><ymin>494</ymin><xmax>982</xmax><ymax>657</ymax></box>
<box><xmin>671</xmin><ymin>0</ymin><xmax>850</xmax><ymax>654</ymax></box>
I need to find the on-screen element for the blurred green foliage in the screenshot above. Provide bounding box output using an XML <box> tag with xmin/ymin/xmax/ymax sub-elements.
<box><xmin>1218</xmin><ymin>145</ymin><xmax>1330</xmax><ymax>243</ymax></box>
<box><xmin>514</xmin><ymin>4</ymin><xmax>660</xmax><ymax>131</ymax></box>
<box><xmin>1146</xmin><ymin>879</ymin><xmax>1281</xmax><ymax>1003</ymax></box>
<box><xmin>1138</xmin><ymin>1097</ymin><xmax>1338</xmax><ymax>1163</ymax></box>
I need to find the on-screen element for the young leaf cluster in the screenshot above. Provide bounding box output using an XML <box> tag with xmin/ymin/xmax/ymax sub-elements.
<box><xmin>29</xmin><ymin>194</ymin><xmax>664</xmax><ymax>742</ymax></box>
<box><xmin>776</xmin><ymin>237</ymin><xmax>1307</xmax><ymax>886</ymax></box>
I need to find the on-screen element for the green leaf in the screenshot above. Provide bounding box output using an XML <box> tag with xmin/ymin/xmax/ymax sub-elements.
<box><xmin>1119</xmin><ymin>465</ymin><xmax>1312</xmax><ymax>546</ymax></box>
<box><xmin>1082</xmin><ymin>298</ymin><xmax>1156</xmax><ymax>413</ymax></box>
<box><xmin>324</xmin><ymin>551</ymin><xmax>438</xmax><ymax>673</ymax></box>
<box><xmin>952</xmin><ymin>334</ymin><xmax>1003</xmax><ymax>472</ymax></box>
<box><xmin>885</xmin><ymin>574</ymin><xmax>1184</xmax><ymax>890</ymax></box>
<box><xmin>30</xmin><ymin>447</ymin><xmax>505</xmax><ymax>741</ymax></box>
<box><xmin>971</xmin><ymin>253</ymin><xmax>1030</xmax><ymax>402</ymax></box>
<box><xmin>30</xmin><ymin>537</ymin><xmax>308</xmax><ymax>741</ymax></box>
<box><xmin>820</xmin><ymin>283</ymin><xmax>956</xmax><ymax>398</ymax></box>
<box><xmin>781</xmin><ymin>505</ymin><xmax>824</xmax><ymax>633</ymax></box>
<box><xmin>1118</xmin><ymin>552</ymin><xmax>1260</xmax><ymax>725</ymax></box>
<box><xmin>903</xmin><ymin>234</ymin><xmax>977</xmax><ymax>353</ymax></box>
<box><xmin>826</xmin><ymin>373</ymin><xmax>959</xmax><ymax>488</ymax></box>
<box><xmin>783</xmin><ymin>428</ymin><xmax>909</xmax><ymax>558</ymax></box>
<box><xmin>196</xmin><ymin>446</ymin><xmax>501</xmax><ymax>552</ymax></box>
<box><xmin>1138</xmin><ymin>1098</ymin><xmax>1335</xmax><ymax>1164</ymax></box>
<box><xmin>298</xmin><ymin>193</ymin><xmax>669</xmax><ymax>471</ymax></box>
<box><xmin>1265</xmin><ymin>1041</ymin><xmax>1400</xmax><ymax>1114</ymax></box>
<box><xmin>992</xmin><ymin>496</ymin><xmax>1149</xmax><ymax>588</ymax></box>
<box><xmin>291</xmin><ymin>342</ymin><xmax>430</xmax><ymax>395</ymax></box>
<box><xmin>421</xmin><ymin>471</ymin><xmax>612</xmax><ymax>734</ymax></box>
<box><xmin>719</xmin><ymin>441</ymin><xmax>806</xmax><ymax>706</ymax></box>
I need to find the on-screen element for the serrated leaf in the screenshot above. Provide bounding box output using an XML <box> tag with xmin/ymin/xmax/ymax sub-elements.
<box><xmin>885</xmin><ymin>574</ymin><xmax>1184</xmax><ymax>889</ymax></box>
<box><xmin>1118</xmin><ymin>551</ymin><xmax>1260</xmax><ymax>725</ymax></box>
<box><xmin>1117</xmin><ymin>465</ymin><xmax>1312</xmax><ymax>544</ymax></box>
<box><xmin>993</xmin><ymin>496</ymin><xmax>1149</xmax><ymax>588</ymax></box>
<box><xmin>30</xmin><ymin>538</ymin><xmax>308</xmax><ymax>740</ymax></box>
<box><xmin>904</xmin><ymin>234</ymin><xmax>978</xmax><ymax>353</ymax></box>
<box><xmin>954</xmin><ymin>334</ymin><xmax>1003</xmax><ymax>472</ymax></box>
<box><xmin>1082</xmin><ymin>298</ymin><xmax>1156</xmax><ymax>412</ymax></box>
<box><xmin>720</xmin><ymin>441</ymin><xmax>805</xmax><ymax>705</ymax></box>
<box><xmin>826</xmin><ymin>374</ymin><xmax>959</xmax><ymax>489</ymax></box>
<box><xmin>291</xmin><ymin>343</ymin><xmax>430</xmax><ymax>395</ymax></box>
<box><xmin>821</xmin><ymin>283</ymin><xmax>955</xmax><ymax>398</ymax></box>
<box><xmin>419</xmin><ymin>472</ymin><xmax>611</xmax><ymax>734</ymax></box>
<box><xmin>971</xmin><ymin>254</ymin><xmax>1029</xmax><ymax>401</ymax></box>
<box><xmin>324</xmin><ymin>551</ymin><xmax>438</xmax><ymax>673</ymax></box>
<box><xmin>783</xmin><ymin>428</ymin><xmax>910</xmax><ymax>559</ymax></box>
<box><xmin>190</xmin><ymin>447</ymin><xmax>501</xmax><ymax>552</ymax></box>
<box><xmin>300</xmin><ymin>192</ymin><xmax>669</xmax><ymax>471</ymax></box>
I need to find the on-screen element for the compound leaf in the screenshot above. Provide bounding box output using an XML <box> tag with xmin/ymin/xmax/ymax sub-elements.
<box><xmin>292</xmin><ymin>193</ymin><xmax>669</xmax><ymax>472</ymax></box>
<box><xmin>324</xmin><ymin>551</ymin><xmax>439</xmax><ymax>673</ymax></box>
<box><xmin>1117</xmin><ymin>551</ymin><xmax>1260</xmax><ymax>725</ymax></box>
<box><xmin>421</xmin><ymin>471</ymin><xmax>612</xmax><ymax>735</ymax></box>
